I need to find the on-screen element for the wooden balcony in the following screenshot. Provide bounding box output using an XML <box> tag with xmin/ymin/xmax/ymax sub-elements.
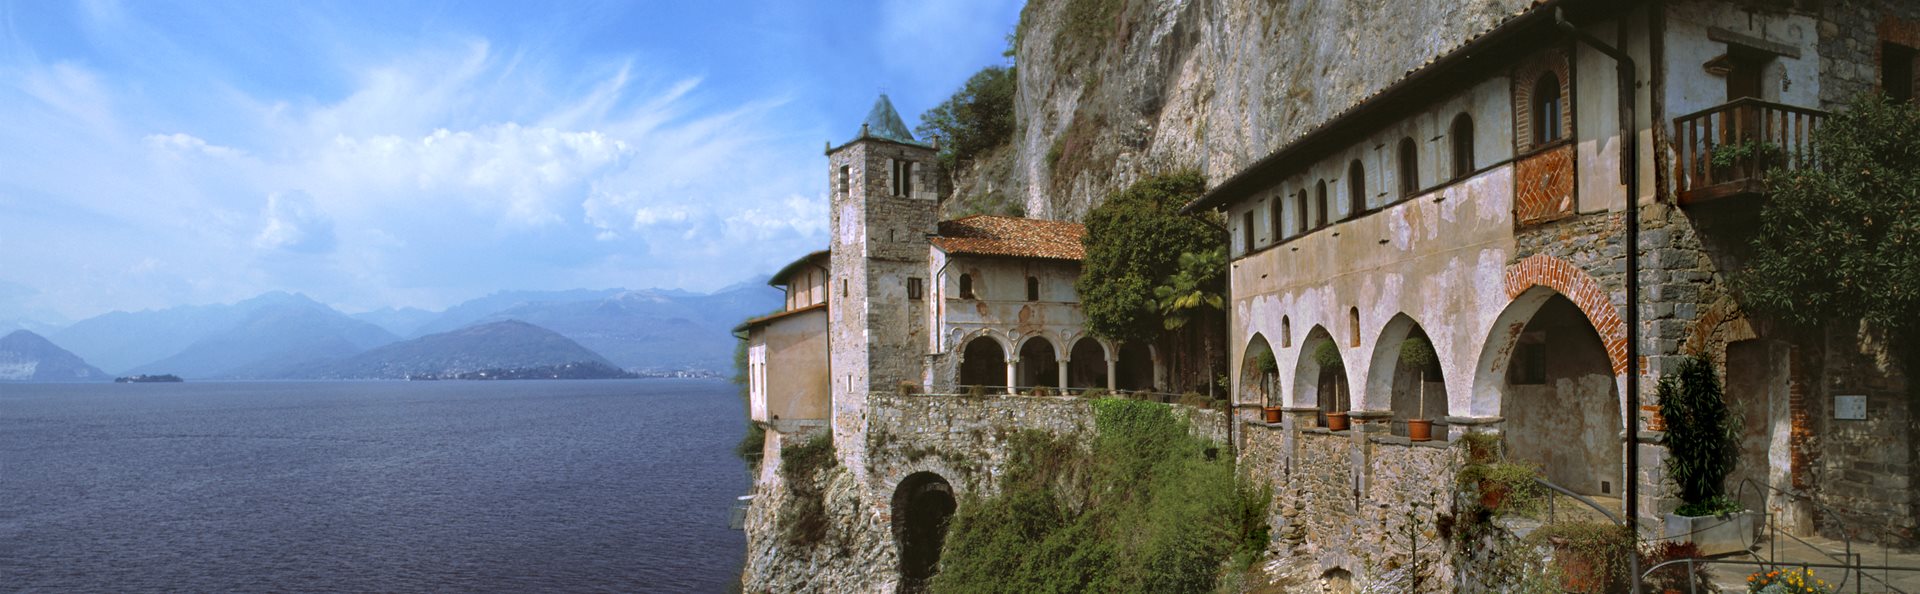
<box><xmin>1672</xmin><ymin>98</ymin><xmax>1826</xmax><ymax>205</ymax></box>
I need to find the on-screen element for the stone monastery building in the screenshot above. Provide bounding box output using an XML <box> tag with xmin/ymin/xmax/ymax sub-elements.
<box><xmin>740</xmin><ymin>0</ymin><xmax>1918</xmax><ymax>590</ymax></box>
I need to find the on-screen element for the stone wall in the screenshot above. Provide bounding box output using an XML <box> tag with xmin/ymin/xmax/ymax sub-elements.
<box><xmin>1240</xmin><ymin>419</ymin><xmax>1460</xmax><ymax>592</ymax></box>
<box><xmin>741</xmin><ymin>394</ymin><xmax>1228</xmax><ymax>593</ymax></box>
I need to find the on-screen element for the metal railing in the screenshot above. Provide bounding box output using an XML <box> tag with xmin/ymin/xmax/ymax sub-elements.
<box><xmin>1634</xmin><ymin>477</ymin><xmax>1919</xmax><ymax>594</ymax></box>
<box><xmin>1672</xmin><ymin>97</ymin><xmax>1826</xmax><ymax>201</ymax></box>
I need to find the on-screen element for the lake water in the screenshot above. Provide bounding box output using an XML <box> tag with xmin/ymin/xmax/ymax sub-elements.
<box><xmin>0</xmin><ymin>379</ymin><xmax>749</xmax><ymax>593</ymax></box>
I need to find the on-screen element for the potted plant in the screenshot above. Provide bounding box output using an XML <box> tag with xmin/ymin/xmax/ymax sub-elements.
<box><xmin>1658</xmin><ymin>355</ymin><xmax>1754</xmax><ymax>556</ymax></box>
<box><xmin>1314</xmin><ymin>342</ymin><xmax>1350</xmax><ymax>430</ymax></box>
<box><xmin>1255</xmin><ymin>349</ymin><xmax>1282</xmax><ymax>423</ymax></box>
<box><xmin>1399</xmin><ymin>337</ymin><xmax>1437</xmax><ymax>441</ymax></box>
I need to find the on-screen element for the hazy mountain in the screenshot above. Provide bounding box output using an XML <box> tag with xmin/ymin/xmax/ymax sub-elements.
<box><xmin>351</xmin><ymin>306</ymin><xmax>439</xmax><ymax>336</ymax></box>
<box><xmin>408</xmin><ymin>289</ymin><xmax>625</xmax><ymax>338</ymax></box>
<box><xmin>0</xmin><ymin>330</ymin><xmax>110</xmax><ymax>381</ymax></box>
<box><xmin>127</xmin><ymin>296</ymin><xmax>398</xmax><ymax>379</ymax></box>
<box><xmin>297</xmin><ymin>320</ymin><xmax>621</xmax><ymax>379</ymax></box>
<box><xmin>52</xmin><ymin>292</ymin><xmax>331</xmax><ymax>374</ymax></box>
<box><xmin>416</xmin><ymin>280</ymin><xmax>781</xmax><ymax>371</ymax></box>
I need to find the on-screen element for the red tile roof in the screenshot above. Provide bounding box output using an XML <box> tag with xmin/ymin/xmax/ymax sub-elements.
<box><xmin>931</xmin><ymin>215</ymin><xmax>1086</xmax><ymax>261</ymax></box>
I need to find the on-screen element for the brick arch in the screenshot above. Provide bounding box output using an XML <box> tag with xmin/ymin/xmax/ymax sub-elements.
<box><xmin>1502</xmin><ymin>253</ymin><xmax>1628</xmax><ymax>374</ymax></box>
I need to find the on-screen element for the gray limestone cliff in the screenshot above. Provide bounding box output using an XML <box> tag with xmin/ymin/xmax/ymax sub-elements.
<box><xmin>948</xmin><ymin>0</ymin><xmax>1534</xmax><ymax>221</ymax></box>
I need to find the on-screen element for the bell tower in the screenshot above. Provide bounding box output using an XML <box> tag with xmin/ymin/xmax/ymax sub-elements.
<box><xmin>825</xmin><ymin>94</ymin><xmax>938</xmax><ymax>479</ymax></box>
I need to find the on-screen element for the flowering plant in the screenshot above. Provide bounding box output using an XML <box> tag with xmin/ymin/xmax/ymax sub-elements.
<box><xmin>1747</xmin><ymin>567</ymin><xmax>1832</xmax><ymax>593</ymax></box>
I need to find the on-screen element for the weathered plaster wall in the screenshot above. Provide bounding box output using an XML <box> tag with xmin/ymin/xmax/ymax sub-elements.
<box><xmin>751</xmin><ymin>308</ymin><xmax>831</xmax><ymax>430</ymax></box>
<box><xmin>927</xmin><ymin>255</ymin><xmax>1104</xmax><ymax>392</ymax></box>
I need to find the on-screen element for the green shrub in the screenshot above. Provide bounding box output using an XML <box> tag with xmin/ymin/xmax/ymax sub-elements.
<box><xmin>916</xmin><ymin>65</ymin><xmax>1017</xmax><ymax>174</ymax></box>
<box><xmin>777</xmin><ymin>433</ymin><xmax>838</xmax><ymax>547</ymax></box>
<box><xmin>1528</xmin><ymin>521</ymin><xmax>1636</xmax><ymax>592</ymax></box>
<box><xmin>1658</xmin><ymin>355</ymin><xmax>1740</xmax><ymax>512</ymax></box>
<box><xmin>735</xmin><ymin>422</ymin><xmax>765</xmax><ymax>469</ymax></box>
<box><xmin>930</xmin><ymin>399</ymin><xmax>1268</xmax><ymax>593</ymax></box>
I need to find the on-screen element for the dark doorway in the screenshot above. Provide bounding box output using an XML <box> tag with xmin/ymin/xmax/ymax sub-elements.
<box><xmin>893</xmin><ymin>472</ymin><xmax>957</xmax><ymax>593</ymax></box>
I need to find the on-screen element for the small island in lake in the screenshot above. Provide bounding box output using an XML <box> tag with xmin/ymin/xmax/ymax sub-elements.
<box><xmin>115</xmin><ymin>374</ymin><xmax>184</xmax><ymax>383</ymax></box>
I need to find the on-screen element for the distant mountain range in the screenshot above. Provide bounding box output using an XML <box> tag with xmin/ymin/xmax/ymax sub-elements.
<box><xmin>295</xmin><ymin>320</ymin><xmax>627</xmax><ymax>380</ymax></box>
<box><xmin>0</xmin><ymin>330</ymin><xmax>109</xmax><ymax>381</ymax></box>
<box><xmin>31</xmin><ymin>279</ymin><xmax>780</xmax><ymax>379</ymax></box>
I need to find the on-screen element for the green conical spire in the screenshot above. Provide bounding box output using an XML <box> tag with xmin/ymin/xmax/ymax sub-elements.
<box><xmin>857</xmin><ymin>94</ymin><xmax>921</xmax><ymax>145</ymax></box>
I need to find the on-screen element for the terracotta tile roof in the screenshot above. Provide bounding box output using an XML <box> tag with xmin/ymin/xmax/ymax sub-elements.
<box><xmin>931</xmin><ymin>215</ymin><xmax>1086</xmax><ymax>261</ymax></box>
<box><xmin>769</xmin><ymin>250</ymin><xmax>829</xmax><ymax>287</ymax></box>
<box><xmin>732</xmin><ymin>302</ymin><xmax>826</xmax><ymax>334</ymax></box>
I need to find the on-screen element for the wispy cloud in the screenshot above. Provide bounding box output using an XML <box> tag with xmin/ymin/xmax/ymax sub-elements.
<box><xmin>0</xmin><ymin>1</ymin><xmax>1020</xmax><ymax>321</ymax></box>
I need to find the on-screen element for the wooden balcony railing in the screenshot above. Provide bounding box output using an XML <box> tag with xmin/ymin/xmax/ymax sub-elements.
<box><xmin>1672</xmin><ymin>98</ymin><xmax>1826</xmax><ymax>204</ymax></box>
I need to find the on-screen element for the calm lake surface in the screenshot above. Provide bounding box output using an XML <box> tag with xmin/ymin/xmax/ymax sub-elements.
<box><xmin>0</xmin><ymin>379</ymin><xmax>749</xmax><ymax>593</ymax></box>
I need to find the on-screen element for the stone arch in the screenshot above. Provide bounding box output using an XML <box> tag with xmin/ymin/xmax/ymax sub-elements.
<box><xmin>1499</xmin><ymin>254</ymin><xmax>1628</xmax><ymax>376</ymax></box>
<box><xmin>1291</xmin><ymin>326</ymin><xmax>1349</xmax><ymax>414</ymax></box>
<box><xmin>1471</xmin><ymin>285</ymin><xmax>1624</xmax><ymax>496</ymax></box>
<box><xmin>1066</xmin><ymin>336</ymin><xmax>1110</xmax><ymax>390</ymax></box>
<box><xmin>958</xmin><ymin>334</ymin><xmax>1008</xmax><ymax>388</ymax></box>
<box><xmin>1016</xmin><ymin>335</ymin><xmax>1060</xmax><ymax>389</ymax></box>
<box><xmin>1240</xmin><ymin>333</ymin><xmax>1280</xmax><ymax>406</ymax></box>
<box><xmin>1364</xmin><ymin>313</ymin><xmax>1448</xmax><ymax>436</ymax></box>
<box><xmin>892</xmin><ymin>471</ymin><xmax>957</xmax><ymax>593</ymax></box>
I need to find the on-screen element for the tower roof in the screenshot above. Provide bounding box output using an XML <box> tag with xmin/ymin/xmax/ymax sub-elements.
<box><xmin>832</xmin><ymin>94</ymin><xmax>933</xmax><ymax>152</ymax></box>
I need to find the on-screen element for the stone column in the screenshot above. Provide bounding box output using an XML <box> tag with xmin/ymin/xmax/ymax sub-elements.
<box><xmin>1106</xmin><ymin>358</ymin><xmax>1117</xmax><ymax>392</ymax></box>
<box><xmin>1056</xmin><ymin>359</ymin><xmax>1069</xmax><ymax>393</ymax></box>
<box><xmin>1005</xmin><ymin>357</ymin><xmax>1018</xmax><ymax>395</ymax></box>
<box><xmin>1442</xmin><ymin>415</ymin><xmax>1503</xmax><ymax>442</ymax></box>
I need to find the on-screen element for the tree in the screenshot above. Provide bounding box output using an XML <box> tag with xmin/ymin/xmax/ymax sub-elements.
<box><xmin>1079</xmin><ymin>171</ymin><xmax>1227</xmax><ymax>391</ymax></box>
<box><xmin>916</xmin><ymin>65</ymin><xmax>1018</xmax><ymax>173</ymax></box>
<box><xmin>1741</xmin><ymin>93</ymin><xmax>1920</xmax><ymax>377</ymax></box>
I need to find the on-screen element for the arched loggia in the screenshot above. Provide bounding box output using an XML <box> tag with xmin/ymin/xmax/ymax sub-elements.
<box><xmin>1066</xmin><ymin>337</ymin><xmax>1109</xmax><ymax>390</ymax></box>
<box><xmin>1364</xmin><ymin>314</ymin><xmax>1448</xmax><ymax>437</ymax></box>
<box><xmin>959</xmin><ymin>336</ymin><xmax>1008</xmax><ymax>389</ymax></box>
<box><xmin>1240</xmin><ymin>333</ymin><xmax>1279</xmax><ymax>406</ymax></box>
<box><xmin>1017</xmin><ymin>336</ymin><xmax>1060</xmax><ymax>390</ymax></box>
<box><xmin>1292</xmin><ymin>326</ymin><xmax>1348</xmax><ymax>425</ymax></box>
<box><xmin>1472</xmin><ymin>287</ymin><xmax>1623</xmax><ymax>497</ymax></box>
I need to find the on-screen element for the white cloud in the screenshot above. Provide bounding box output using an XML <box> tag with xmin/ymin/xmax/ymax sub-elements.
<box><xmin>0</xmin><ymin>36</ymin><xmax>833</xmax><ymax>316</ymax></box>
<box><xmin>255</xmin><ymin>191</ymin><xmax>336</xmax><ymax>254</ymax></box>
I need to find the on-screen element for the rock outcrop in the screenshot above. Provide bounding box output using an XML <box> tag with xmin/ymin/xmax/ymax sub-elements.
<box><xmin>950</xmin><ymin>0</ymin><xmax>1533</xmax><ymax>221</ymax></box>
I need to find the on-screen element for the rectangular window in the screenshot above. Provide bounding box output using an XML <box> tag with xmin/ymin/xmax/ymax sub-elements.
<box><xmin>907</xmin><ymin>277</ymin><xmax>923</xmax><ymax>300</ymax></box>
<box><xmin>890</xmin><ymin>159</ymin><xmax>915</xmax><ymax>197</ymax></box>
<box><xmin>838</xmin><ymin>165</ymin><xmax>851</xmax><ymax>197</ymax></box>
<box><xmin>841</xmin><ymin>278</ymin><xmax>848</xmax><ymax>298</ymax></box>
<box><xmin>1241</xmin><ymin>210</ymin><xmax>1255</xmax><ymax>253</ymax></box>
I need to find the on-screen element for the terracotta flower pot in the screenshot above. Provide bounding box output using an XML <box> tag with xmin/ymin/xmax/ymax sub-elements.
<box><xmin>1262</xmin><ymin>406</ymin><xmax>1283</xmax><ymax>424</ymax></box>
<box><xmin>1406</xmin><ymin>418</ymin><xmax>1433</xmax><ymax>441</ymax></box>
<box><xmin>1480</xmin><ymin>481</ymin><xmax>1509</xmax><ymax>510</ymax></box>
<box><xmin>1325</xmin><ymin>411</ymin><xmax>1350</xmax><ymax>431</ymax></box>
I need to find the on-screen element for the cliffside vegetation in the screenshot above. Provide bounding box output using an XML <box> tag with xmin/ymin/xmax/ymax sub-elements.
<box><xmin>928</xmin><ymin>399</ymin><xmax>1267</xmax><ymax>593</ymax></box>
<box><xmin>918</xmin><ymin>44</ymin><xmax>1022</xmax><ymax>218</ymax></box>
<box><xmin>1077</xmin><ymin>172</ymin><xmax>1227</xmax><ymax>393</ymax></box>
<box><xmin>1743</xmin><ymin>93</ymin><xmax>1920</xmax><ymax>383</ymax></box>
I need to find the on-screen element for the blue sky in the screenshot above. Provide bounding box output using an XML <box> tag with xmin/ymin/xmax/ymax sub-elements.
<box><xmin>0</xmin><ymin>0</ymin><xmax>1021</xmax><ymax>324</ymax></box>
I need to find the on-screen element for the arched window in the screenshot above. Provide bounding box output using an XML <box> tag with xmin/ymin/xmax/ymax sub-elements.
<box><xmin>1450</xmin><ymin>113</ymin><xmax>1475</xmax><ymax>180</ymax></box>
<box><xmin>1533</xmin><ymin>73</ymin><xmax>1563</xmax><ymax>146</ymax></box>
<box><xmin>1348</xmin><ymin>307</ymin><xmax>1362</xmax><ymax>347</ymax></box>
<box><xmin>1397</xmin><ymin>137</ymin><xmax>1419</xmax><ymax>198</ymax></box>
<box><xmin>1314</xmin><ymin>180</ymin><xmax>1329</xmax><ymax>227</ymax></box>
<box><xmin>1295</xmin><ymin>189</ymin><xmax>1309</xmax><ymax>234</ymax></box>
<box><xmin>1269</xmin><ymin>193</ymin><xmax>1283</xmax><ymax>240</ymax></box>
<box><xmin>1026</xmin><ymin>276</ymin><xmax>1040</xmax><ymax>301</ymax></box>
<box><xmin>1346</xmin><ymin>160</ymin><xmax>1366</xmax><ymax>216</ymax></box>
<box><xmin>1281</xmin><ymin>316</ymin><xmax>1292</xmax><ymax>348</ymax></box>
<box><xmin>959</xmin><ymin>274</ymin><xmax>974</xmax><ymax>299</ymax></box>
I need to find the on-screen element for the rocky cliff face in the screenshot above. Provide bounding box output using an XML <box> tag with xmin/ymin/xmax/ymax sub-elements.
<box><xmin>956</xmin><ymin>0</ymin><xmax>1535</xmax><ymax>221</ymax></box>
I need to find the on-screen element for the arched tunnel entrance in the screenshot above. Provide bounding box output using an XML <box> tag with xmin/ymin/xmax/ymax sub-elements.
<box><xmin>893</xmin><ymin>472</ymin><xmax>956</xmax><ymax>593</ymax></box>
